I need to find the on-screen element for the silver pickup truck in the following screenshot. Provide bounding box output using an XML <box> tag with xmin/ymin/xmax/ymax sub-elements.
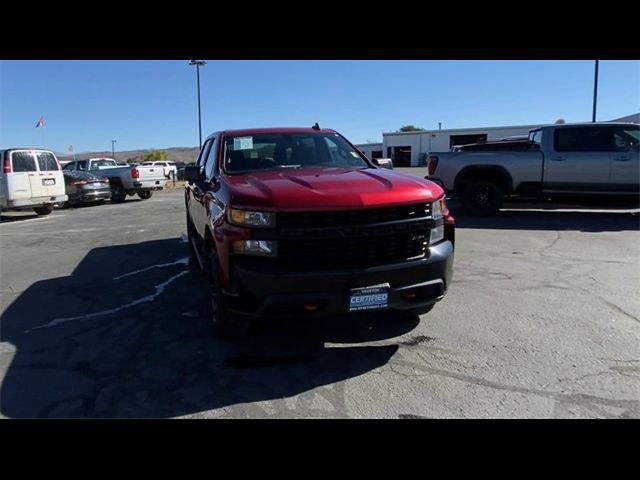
<box><xmin>63</xmin><ymin>158</ymin><xmax>166</xmax><ymax>203</ymax></box>
<box><xmin>427</xmin><ymin>122</ymin><xmax>639</xmax><ymax>214</ymax></box>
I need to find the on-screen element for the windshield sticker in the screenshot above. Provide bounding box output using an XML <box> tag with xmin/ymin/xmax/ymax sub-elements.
<box><xmin>234</xmin><ymin>137</ymin><xmax>253</xmax><ymax>150</ymax></box>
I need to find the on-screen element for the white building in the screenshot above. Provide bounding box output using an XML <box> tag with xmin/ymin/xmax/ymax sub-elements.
<box><xmin>358</xmin><ymin>124</ymin><xmax>540</xmax><ymax>167</ymax></box>
<box><xmin>356</xmin><ymin>113</ymin><xmax>639</xmax><ymax>167</ymax></box>
<box><xmin>356</xmin><ymin>142</ymin><xmax>383</xmax><ymax>160</ymax></box>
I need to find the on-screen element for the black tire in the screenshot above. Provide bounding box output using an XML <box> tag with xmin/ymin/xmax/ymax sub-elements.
<box><xmin>34</xmin><ymin>205</ymin><xmax>54</xmax><ymax>216</ymax></box>
<box><xmin>207</xmin><ymin>249</ymin><xmax>250</xmax><ymax>339</ymax></box>
<box><xmin>460</xmin><ymin>181</ymin><xmax>503</xmax><ymax>215</ymax></box>
<box><xmin>186</xmin><ymin>214</ymin><xmax>203</xmax><ymax>271</ymax></box>
<box><xmin>138</xmin><ymin>190</ymin><xmax>152</xmax><ymax>200</ymax></box>
<box><xmin>110</xmin><ymin>183</ymin><xmax>127</xmax><ymax>203</ymax></box>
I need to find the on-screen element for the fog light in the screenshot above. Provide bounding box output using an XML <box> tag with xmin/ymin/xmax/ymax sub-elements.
<box><xmin>304</xmin><ymin>302</ymin><xmax>318</xmax><ymax>312</ymax></box>
<box><xmin>233</xmin><ymin>240</ymin><xmax>277</xmax><ymax>257</ymax></box>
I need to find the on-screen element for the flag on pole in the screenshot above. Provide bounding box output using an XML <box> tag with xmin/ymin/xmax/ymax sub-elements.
<box><xmin>35</xmin><ymin>116</ymin><xmax>45</xmax><ymax>128</ymax></box>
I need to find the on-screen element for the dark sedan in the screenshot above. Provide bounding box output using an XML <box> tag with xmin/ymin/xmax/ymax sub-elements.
<box><xmin>62</xmin><ymin>170</ymin><xmax>111</xmax><ymax>206</ymax></box>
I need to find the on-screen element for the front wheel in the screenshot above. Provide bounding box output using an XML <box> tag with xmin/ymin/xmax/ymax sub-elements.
<box><xmin>34</xmin><ymin>205</ymin><xmax>54</xmax><ymax>215</ymax></box>
<box><xmin>138</xmin><ymin>190</ymin><xmax>152</xmax><ymax>200</ymax></box>
<box><xmin>460</xmin><ymin>181</ymin><xmax>503</xmax><ymax>215</ymax></box>
<box><xmin>207</xmin><ymin>250</ymin><xmax>250</xmax><ymax>339</ymax></box>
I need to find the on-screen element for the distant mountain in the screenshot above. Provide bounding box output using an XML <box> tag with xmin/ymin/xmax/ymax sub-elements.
<box><xmin>57</xmin><ymin>146</ymin><xmax>201</xmax><ymax>164</ymax></box>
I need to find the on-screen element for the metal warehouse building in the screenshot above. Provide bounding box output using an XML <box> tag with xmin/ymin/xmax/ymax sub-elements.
<box><xmin>357</xmin><ymin>124</ymin><xmax>540</xmax><ymax>167</ymax></box>
<box><xmin>356</xmin><ymin>113</ymin><xmax>639</xmax><ymax>167</ymax></box>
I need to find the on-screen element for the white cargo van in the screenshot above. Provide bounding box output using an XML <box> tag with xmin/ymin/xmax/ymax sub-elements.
<box><xmin>0</xmin><ymin>148</ymin><xmax>68</xmax><ymax>215</ymax></box>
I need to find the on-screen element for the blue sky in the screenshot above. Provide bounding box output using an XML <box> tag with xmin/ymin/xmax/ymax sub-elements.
<box><xmin>1</xmin><ymin>60</ymin><xmax>638</xmax><ymax>154</ymax></box>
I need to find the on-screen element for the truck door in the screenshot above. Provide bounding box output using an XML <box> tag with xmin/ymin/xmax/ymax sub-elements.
<box><xmin>35</xmin><ymin>151</ymin><xmax>62</xmax><ymax>197</ymax></box>
<box><xmin>610</xmin><ymin>125</ymin><xmax>640</xmax><ymax>193</ymax></box>
<box><xmin>8</xmin><ymin>151</ymin><xmax>38</xmax><ymax>201</ymax></box>
<box><xmin>544</xmin><ymin>125</ymin><xmax>612</xmax><ymax>192</ymax></box>
<box><xmin>188</xmin><ymin>138</ymin><xmax>215</xmax><ymax>237</ymax></box>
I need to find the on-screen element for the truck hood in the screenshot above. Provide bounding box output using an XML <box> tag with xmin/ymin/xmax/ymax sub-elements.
<box><xmin>225</xmin><ymin>167</ymin><xmax>444</xmax><ymax>210</ymax></box>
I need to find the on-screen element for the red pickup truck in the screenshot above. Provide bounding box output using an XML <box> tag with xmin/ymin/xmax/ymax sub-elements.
<box><xmin>185</xmin><ymin>126</ymin><xmax>455</xmax><ymax>337</ymax></box>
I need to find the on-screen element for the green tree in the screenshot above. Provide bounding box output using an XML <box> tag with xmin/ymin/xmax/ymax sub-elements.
<box><xmin>399</xmin><ymin>125</ymin><xmax>423</xmax><ymax>132</ymax></box>
<box><xmin>142</xmin><ymin>150</ymin><xmax>168</xmax><ymax>162</ymax></box>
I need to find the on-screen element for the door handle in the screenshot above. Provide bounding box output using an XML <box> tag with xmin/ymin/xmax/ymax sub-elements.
<box><xmin>551</xmin><ymin>156</ymin><xmax>565</xmax><ymax>161</ymax></box>
<box><xmin>614</xmin><ymin>156</ymin><xmax>630</xmax><ymax>161</ymax></box>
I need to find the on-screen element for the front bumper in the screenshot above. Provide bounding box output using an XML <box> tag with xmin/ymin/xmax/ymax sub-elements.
<box><xmin>227</xmin><ymin>240</ymin><xmax>454</xmax><ymax>317</ymax></box>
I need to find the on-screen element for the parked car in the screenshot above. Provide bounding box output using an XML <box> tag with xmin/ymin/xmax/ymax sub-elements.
<box><xmin>63</xmin><ymin>158</ymin><xmax>166</xmax><ymax>203</ymax></box>
<box><xmin>60</xmin><ymin>170</ymin><xmax>111</xmax><ymax>206</ymax></box>
<box><xmin>141</xmin><ymin>161</ymin><xmax>177</xmax><ymax>179</ymax></box>
<box><xmin>0</xmin><ymin>148</ymin><xmax>68</xmax><ymax>215</ymax></box>
<box><xmin>185</xmin><ymin>126</ymin><xmax>455</xmax><ymax>337</ymax></box>
<box><xmin>427</xmin><ymin>122</ymin><xmax>640</xmax><ymax>214</ymax></box>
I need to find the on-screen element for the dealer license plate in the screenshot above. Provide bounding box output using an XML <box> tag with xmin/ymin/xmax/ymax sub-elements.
<box><xmin>349</xmin><ymin>283</ymin><xmax>390</xmax><ymax>312</ymax></box>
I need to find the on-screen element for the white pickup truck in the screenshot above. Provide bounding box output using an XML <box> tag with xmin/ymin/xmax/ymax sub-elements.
<box><xmin>63</xmin><ymin>158</ymin><xmax>166</xmax><ymax>203</ymax></box>
<box><xmin>141</xmin><ymin>161</ymin><xmax>177</xmax><ymax>179</ymax></box>
<box><xmin>427</xmin><ymin>122</ymin><xmax>639</xmax><ymax>214</ymax></box>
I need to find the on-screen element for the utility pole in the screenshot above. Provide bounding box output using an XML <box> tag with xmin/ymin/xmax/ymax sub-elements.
<box><xmin>189</xmin><ymin>60</ymin><xmax>207</xmax><ymax>148</ymax></box>
<box><xmin>592</xmin><ymin>60</ymin><xmax>599</xmax><ymax>123</ymax></box>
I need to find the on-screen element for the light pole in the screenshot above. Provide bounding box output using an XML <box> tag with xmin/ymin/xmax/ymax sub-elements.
<box><xmin>189</xmin><ymin>60</ymin><xmax>207</xmax><ymax>148</ymax></box>
<box><xmin>592</xmin><ymin>60</ymin><xmax>599</xmax><ymax>123</ymax></box>
<box><xmin>111</xmin><ymin>139</ymin><xmax>116</xmax><ymax>160</ymax></box>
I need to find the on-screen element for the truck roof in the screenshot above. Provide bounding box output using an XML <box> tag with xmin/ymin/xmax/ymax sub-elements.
<box><xmin>211</xmin><ymin>127</ymin><xmax>337</xmax><ymax>138</ymax></box>
<box><xmin>533</xmin><ymin>122</ymin><xmax>639</xmax><ymax>129</ymax></box>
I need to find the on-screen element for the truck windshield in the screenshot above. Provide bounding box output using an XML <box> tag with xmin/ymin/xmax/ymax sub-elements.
<box><xmin>223</xmin><ymin>132</ymin><xmax>370</xmax><ymax>174</ymax></box>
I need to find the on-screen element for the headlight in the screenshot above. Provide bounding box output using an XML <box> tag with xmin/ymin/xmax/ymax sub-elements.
<box><xmin>228</xmin><ymin>208</ymin><xmax>275</xmax><ymax>228</ymax></box>
<box><xmin>430</xmin><ymin>196</ymin><xmax>446</xmax><ymax>244</ymax></box>
<box><xmin>233</xmin><ymin>240</ymin><xmax>277</xmax><ymax>257</ymax></box>
<box><xmin>431</xmin><ymin>197</ymin><xmax>444</xmax><ymax>220</ymax></box>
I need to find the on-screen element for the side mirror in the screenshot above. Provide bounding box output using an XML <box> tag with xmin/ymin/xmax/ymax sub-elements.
<box><xmin>185</xmin><ymin>165</ymin><xmax>205</xmax><ymax>183</ymax></box>
<box><xmin>373</xmin><ymin>158</ymin><xmax>393</xmax><ymax>170</ymax></box>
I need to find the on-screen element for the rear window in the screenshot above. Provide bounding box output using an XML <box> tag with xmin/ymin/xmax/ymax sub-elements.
<box><xmin>554</xmin><ymin>127</ymin><xmax>613</xmax><ymax>152</ymax></box>
<box><xmin>90</xmin><ymin>159</ymin><xmax>117</xmax><ymax>170</ymax></box>
<box><xmin>11</xmin><ymin>152</ymin><xmax>37</xmax><ymax>172</ymax></box>
<box><xmin>36</xmin><ymin>151</ymin><xmax>59</xmax><ymax>171</ymax></box>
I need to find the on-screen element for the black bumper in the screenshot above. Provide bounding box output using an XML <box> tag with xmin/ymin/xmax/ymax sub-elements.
<box><xmin>228</xmin><ymin>240</ymin><xmax>454</xmax><ymax>317</ymax></box>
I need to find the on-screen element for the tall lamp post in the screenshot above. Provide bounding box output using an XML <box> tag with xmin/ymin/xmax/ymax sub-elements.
<box><xmin>189</xmin><ymin>60</ymin><xmax>207</xmax><ymax>148</ymax></box>
<box><xmin>111</xmin><ymin>139</ymin><xmax>116</xmax><ymax>160</ymax></box>
<box><xmin>592</xmin><ymin>60</ymin><xmax>599</xmax><ymax>123</ymax></box>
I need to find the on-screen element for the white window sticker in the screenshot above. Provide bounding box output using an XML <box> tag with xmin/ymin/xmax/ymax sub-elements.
<box><xmin>234</xmin><ymin>137</ymin><xmax>254</xmax><ymax>150</ymax></box>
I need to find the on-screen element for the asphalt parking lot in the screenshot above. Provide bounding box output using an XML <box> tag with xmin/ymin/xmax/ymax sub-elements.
<box><xmin>1</xmin><ymin>178</ymin><xmax>639</xmax><ymax>418</ymax></box>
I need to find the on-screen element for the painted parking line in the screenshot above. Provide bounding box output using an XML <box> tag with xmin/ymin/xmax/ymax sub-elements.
<box><xmin>0</xmin><ymin>214</ymin><xmax>66</xmax><ymax>227</ymax></box>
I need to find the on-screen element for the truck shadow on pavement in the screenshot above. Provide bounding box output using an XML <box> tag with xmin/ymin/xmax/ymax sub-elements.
<box><xmin>1</xmin><ymin>239</ymin><xmax>416</xmax><ymax>418</ymax></box>
<box><xmin>449</xmin><ymin>200</ymin><xmax>640</xmax><ymax>232</ymax></box>
<box><xmin>0</xmin><ymin>213</ymin><xmax>41</xmax><ymax>223</ymax></box>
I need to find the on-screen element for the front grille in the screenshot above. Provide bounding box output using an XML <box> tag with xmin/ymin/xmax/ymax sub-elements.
<box><xmin>277</xmin><ymin>203</ymin><xmax>431</xmax><ymax>270</ymax></box>
<box><xmin>277</xmin><ymin>203</ymin><xmax>429</xmax><ymax>228</ymax></box>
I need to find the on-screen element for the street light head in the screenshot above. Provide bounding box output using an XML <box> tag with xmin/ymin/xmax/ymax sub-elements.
<box><xmin>189</xmin><ymin>60</ymin><xmax>207</xmax><ymax>67</ymax></box>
